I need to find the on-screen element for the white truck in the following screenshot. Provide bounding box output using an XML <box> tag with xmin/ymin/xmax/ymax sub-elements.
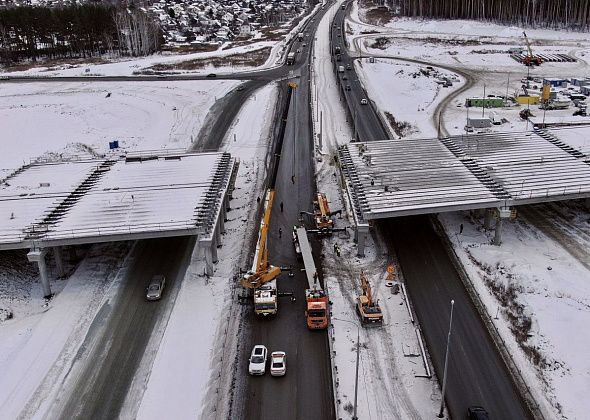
<box><xmin>297</xmin><ymin>33</ymin><xmax>304</xmax><ymax>41</ymax></box>
<box><xmin>287</xmin><ymin>52</ymin><xmax>295</xmax><ymax>65</ymax></box>
<box><xmin>254</xmin><ymin>280</ymin><xmax>278</xmax><ymax>315</ymax></box>
<box><xmin>338</xmin><ymin>65</ymin><xmax>345</xmax><ymax>73</ymax></box>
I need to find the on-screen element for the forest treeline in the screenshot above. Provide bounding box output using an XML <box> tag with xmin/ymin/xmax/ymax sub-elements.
<box><xmin>395</xmin><ymin>0</ymin><xmax>590</xmax><ymax>30</ymax></box>
<box><xmin>0</xmin><ymin>5</ymin><xmax>162</xmax><ymax>64</ymax></box>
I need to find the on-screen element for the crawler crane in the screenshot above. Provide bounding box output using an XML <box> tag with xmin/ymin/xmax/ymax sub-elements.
<box><xmin>522</xmin><ymin>32</ymin><xmax>542</xmax><ymax>66</ymax></box>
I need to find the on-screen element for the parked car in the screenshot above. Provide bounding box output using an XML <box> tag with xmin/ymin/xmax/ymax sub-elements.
<box><xmin>360</xmin><ymin>98</ymin><xmax>368</xmax><ymax>105</ymax></box>
<box><xmin>248</xmin><ymin>345</ymin><xmax>268</xmax><ymax>375</ymax></box>
<box><xmin>467</xmin><ymin>406</ymin><xmax>489</xmax><ymax>420</ymax></box>
<box><xmin>146</xmin><ymin>274</ymin><xmax>166</xmax><ymax>300</ymax></box>
<box><xmin>270</xmin><ymin>351</ymin><xmax>287</xmax><ymax>376</ymax></box>
<box><xmin>206</xmin><ymin>73</ymin><xmax>217</xmax><ymax>78</ymax></box>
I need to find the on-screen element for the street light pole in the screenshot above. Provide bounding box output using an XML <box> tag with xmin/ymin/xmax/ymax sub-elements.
<box><xmin>438</xmin><ymin>299</ymin><xmax>455</xmax><ymax>418</ymax></box>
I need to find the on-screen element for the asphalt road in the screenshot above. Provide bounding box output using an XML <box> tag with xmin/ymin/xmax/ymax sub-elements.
<box><xmin>332</xmin><ymin>3</ymin><xmax>532</xmax><ymax>419</ymax></box>
<box><xmin>55</xmin><ymin>237</ymin><xmax>194</xmax><ymax>419</ymax></box>
<box><xmin>239</xmin><ymin>5</ymin><xmax>335</xmax><ymax>419</ymax></box>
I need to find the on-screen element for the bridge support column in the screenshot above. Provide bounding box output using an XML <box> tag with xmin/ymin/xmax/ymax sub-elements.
<box><xmin>27</xmin><ymin>248</ymin><xmax>51</xmax><ymax>298</ymax></box>
<box><xmin>484</xmin><ymin>209</ymin><xmax>494</xmax><ymax>230</ymax></box>
<box><xmin>200</xmin><ymin>239</ymin><xmax>218</xmax><ymax>276</ymax></box>
<box><xmin>53</xmin><ymin>246</ymin><xmax>65</xmax><ymax>278</ymax></box>
<box><xmin>493</xmin><ymin>207</ymin><xmax>512</xmax><ymax>246</ymax></box>
<box><xmin>218</xmin><ymin>206</ymin><xmax>226</xmax><ymax>235</ymax></box>
<box><xmin>585</xmin><ymin>198</ymin><xmax>590</xmax><ymax>209</ymax></box>
<box><xmin>356</xmin><ymin>224</ymin><xmax>369</xmax><ymax>257</ymax></box>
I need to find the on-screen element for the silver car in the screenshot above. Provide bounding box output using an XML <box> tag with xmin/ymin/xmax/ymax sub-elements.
<box><xmin>146</xmin><ymin>274</ymin><xmax>166</xmax><ymax>300</ymax></box>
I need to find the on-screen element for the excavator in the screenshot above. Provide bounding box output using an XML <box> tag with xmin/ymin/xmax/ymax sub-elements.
<box><xmin>241</xmin><ymin>189</ymin><xmax>282</xmax><ymax>315</ymax></box>
<box><xmin>522</xmin><ymin>32</ymin><xmax>542</xmax><ymax>66</ymax></box>
<box><xmin>356</xmin><ymin>270</ymin><xmax>384</xmax><ymax>325</ymax></box>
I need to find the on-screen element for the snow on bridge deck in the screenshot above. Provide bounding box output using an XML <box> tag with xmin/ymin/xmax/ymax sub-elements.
<box><xmin>339</xmin><ymin>128</ymin><xmax>590</xmax><ymax>221</ymax></box>
<box><xmin>0</xmin><ymin>151</ymin><xmax>235</xmax><ymax>250</ymax></box>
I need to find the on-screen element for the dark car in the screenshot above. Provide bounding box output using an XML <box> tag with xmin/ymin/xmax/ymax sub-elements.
<box><xmin>467</xmin><ymin>406</ymin><xmax>489</xmax><ymax>420</ymax></box>
<box><xmin>206</xmin><ymin>73</ymin><xmax>217</xmax><ymax>78</ymax></box>
<box><xmin>345</xmin><ymin>85</ymin><xmax>351</xmax><ymax>91</ymax></box>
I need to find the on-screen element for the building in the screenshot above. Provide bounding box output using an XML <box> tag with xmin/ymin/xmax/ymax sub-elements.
<box><xmin>467</xmin><ymin>117</ymin><xmax>492</xmax><ymax>128</ymax></box>
<box><xmin>580</xmin><ymin>85</ymin><xmax>590</xmax><ymax>96</ymax></box>
<box><xmin>465</xmin><ymin>97</ymin><xmax>505</xmax><ymax>108</ymax></box>
<box><xmin>516</xmin><ymin>95</ymin><xmax>540</xmax><ymax>105</ymax></box>
<box><xmin>543</xmin><ymin>78</ymin><xmax>567</xmax><ymax>88</ymax></box>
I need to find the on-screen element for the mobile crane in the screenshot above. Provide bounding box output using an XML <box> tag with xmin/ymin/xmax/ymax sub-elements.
<box><xmin>356</xmin><ymin>270</ymin><xmax>383</xmax><ymax>325</ymax></box>
<box><xmin>522</xmin><ymin>32</ymin><xmax>542</xmax><ymax>66</ymax></box>
<box><xmin>241</xmin><ymin>189</ymin><xmax>282</xmax><ymax>315</ymax></box>
<box><xmin>300</xmin><ymin>193</ymin><xmax>342</xmax><ymax>235</ymax></box>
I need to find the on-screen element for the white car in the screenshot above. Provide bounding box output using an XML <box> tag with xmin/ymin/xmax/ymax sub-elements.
<box><xmin>270</xmin><ymin>351</ymin><xmax>287</xmax><ymax>376</ymax></box>
<box><xmin>360</xmin><ymin>98</ymin><xmax>368</xmax><ymax>105</ymax></box>
<box><xmin>146</xmin><ymin>274</ymin><xmax>166</xmax><ymax>300</ymax></box>
<box><xmin>248</xmin><ymin>345</ymin><xmax>268</xmax><ymax>375</ymax></box>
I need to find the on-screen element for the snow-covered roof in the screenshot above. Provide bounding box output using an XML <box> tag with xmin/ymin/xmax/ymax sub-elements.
<box><xmin>339</xmin><ymin>129</ymin><xmax>590</xmax><ymax>220</ymax></box>
<box><xmin>0</xmin><ymin>152</ymin><xmax>235</xmax><ymax>250</ymax></box>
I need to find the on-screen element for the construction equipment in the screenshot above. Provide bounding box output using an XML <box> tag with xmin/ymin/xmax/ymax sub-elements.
<box><xmin>296</xmin><ymin>227</ymin><xmax>330</xmax><ymax>330</ymax></box>
<box><xmin>241</xmin><ymin>190</ymin><xmax>282</xmax><ymax>315</ymax></box>
<box><xmin>356</xmin><ymin>271</ymin><xmax>383</xmax><ymax>325</ymax></box>
<box><xmin>522</xmin><ymin>32</ymin><xmax>542</xmax><ymax>66</ymax></box>
<box><xmin>299</xmin><ymin>193</ymin><xmax>342</xmax><ymax>235</ymax></box>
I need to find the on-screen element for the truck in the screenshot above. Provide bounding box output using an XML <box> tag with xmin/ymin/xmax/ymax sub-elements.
<box><xmin>296</xmin><ymin>227</ymin><xmax>329</xmax><ymax>330</ymax></box>
<box><xmin>297</xmin><ymin>33</ymin><xmax>303</xmax><ymax>41</ymax></box>
<box><xmin>287</xmin><ymin>52</ymin><xmax>295</xmax><ymax>65</ymax></box>
<box><xmin>334</xmin><ymin>46</ymin><xmax>341</xmax><ymax>55</ymax></box>
<box><xmin>254</xmin><ymin>280</ymin><xmax>278</xmax><ymax>316</ymax></box>
<box><xmin>338</xmin><ymin>65</ymin><xmax>345</xmax><ymax>73</ymax></box>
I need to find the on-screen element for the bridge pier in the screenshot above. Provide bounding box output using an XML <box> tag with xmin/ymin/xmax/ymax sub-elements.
<box><xmin>484</xmin><ymin>209</ymin><xmax>494</xmax><ymax>230</ymax></box>
<box><xmin>355</xmin><ymin>223</ymin><xmax>369</xmax><ymax>257</ymax></box>
<box><xmin>53</xmin><ymin>246</ymin><xmax>65</xmax><ymax>278</ymax></box>
<box><xmin>585</xmin><ymin>198</ymin><xmax>590</xmax><ymax>209</ymax></box>
<box><xmin>27</xmin><ymin>248</ymin><xmax>51</xmax><ymax>298</ymax></box>
<box><xmin>493</xmin><ymin>207</ymin><xmax>512</xmax><ymax>246</ymax></box>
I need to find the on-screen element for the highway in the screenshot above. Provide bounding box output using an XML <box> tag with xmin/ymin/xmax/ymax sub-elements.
<box><xmin>331</xmin><ymin>3</ymin><xmax>532</xmax><ymax>419</ymax></box>
<box><xmin>236</xmin><ymin>6</ymin><xmax>335</xmax><ymax>420</ymax></box>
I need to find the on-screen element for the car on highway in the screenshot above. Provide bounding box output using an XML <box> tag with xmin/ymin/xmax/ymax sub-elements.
<box><xmin>206</xmin><ymin>73</ymin><xmax>217</xmax><ymax>78</ymax></box>
<box><xmin>346</xmin><ymin>64</ymin><xmax>351</xmax><ymax>70</ymax></box>
<box><xmin>248</xmin><ymin>345</ymin><xmax>268</xmax><ymax>375</ymax></box>
<box><xmin>236</xmin><ymin>85</ymin><xmax>245</xmax><ymax>91</ymax></box>
<box><xmin>360</xmin><ymin>98</ymin><xmax>368</xmax><ymax>105</ymax></box>
<box><xmin>345</xmin><ymin>85</ymin><xmax>351</xmax><ymax>91</ymax></box>
<box><xmin>467</xmin><ymin>406</ymin><xmax>489</xmax><ymax>420</ymax></box>
<box><xmin>270</xmin><ymin>351</ymin><xmax>287</xmax><ymax>376</ymax></box>
<box><xmin>342</xmin><ymin>75</ymin><xmax>348</xmax><ymax>80</ymax></box>
<box><xmin>146</xmin><ymin>274</ymin><xmax>166</xmax><ymax>300</ymax></box>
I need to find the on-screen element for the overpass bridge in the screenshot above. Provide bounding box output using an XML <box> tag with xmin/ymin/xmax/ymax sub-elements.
<box><xmin>339</xmin><ymin>127</ymin><xmax>590</xmax><ymax>255</ymax></box>
<box><xmin>0</xmin><ymin>150</ymin><xmax>237</xmax><ymax>297</ymax></box>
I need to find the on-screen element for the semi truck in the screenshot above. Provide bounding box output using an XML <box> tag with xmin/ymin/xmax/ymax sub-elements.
<box><xmin>296</xmin><ymin>227</ymin><xmax>329</xmax><ymax>329</ymax></box>
<box><xmin>287</xmin><ymin>52</ymin><xmax>295</xmax><ymax>65</ymax></box>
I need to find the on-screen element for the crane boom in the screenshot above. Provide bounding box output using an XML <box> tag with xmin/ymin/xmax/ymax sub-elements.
<box><xmin>241</xmin><ymin>189</ymin><xmax>281</xmax><ymax>289</ymax></box>
<box><xmin>523</xmin><ymin>31</ymin><xmax>533</xmax><ymax>58</ymax></box>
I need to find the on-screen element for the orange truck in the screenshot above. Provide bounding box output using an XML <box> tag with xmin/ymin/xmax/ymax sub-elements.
<box><xmin>306</xmin><ymin>288</ymin><xmax>329</xmax><ymax>329</ymax></box>
<box><xmin>296</xmin><ymin>226</ymin><xmax>330</xmax><ymax>330</ymax></box>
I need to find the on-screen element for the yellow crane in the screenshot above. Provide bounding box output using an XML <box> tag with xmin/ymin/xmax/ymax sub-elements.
<box><xmin>241</xmin><ymin>189</ymin><xmax>282</xmax><ymax>289</ymax></box>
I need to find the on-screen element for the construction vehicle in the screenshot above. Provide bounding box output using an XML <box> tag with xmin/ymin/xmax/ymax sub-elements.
<box><xmin>241</xmin><ymin>190</ymin><xmax>282</xmax><ymax>315</ymax></box>
<box><xmin>522</xmin><ymin>32</ymin><xmax>543</xmax><ymax>66</ymax></box>
<box><xmin>356</xmin><ymin>271</ymin><xmax>383</xmax><ymax>325</ymax></box>
<box><xmin>314</xmin><ymin>193</ymin><xmax>338</xmax><ymax>233</ymax></box>
<box><xmin>287</xmin><ymin>52</ymin><xmax>295</xmax><ymax>65</ymax></box>
<box><xmin>296</xmin><ymin>227</ymin><xmax>330</xmax><ymax>329</ymax></box>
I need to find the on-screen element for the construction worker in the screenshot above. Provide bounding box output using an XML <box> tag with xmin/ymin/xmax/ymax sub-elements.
<box><xmin>278</xmin><ymin>227</ymin><xmax>282</xmax><ymax>238</ymax></box>
<box><xmin>280</xmin><ymin>201</ymin><xmax>284</xmax><ymax>212</ymax></box>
